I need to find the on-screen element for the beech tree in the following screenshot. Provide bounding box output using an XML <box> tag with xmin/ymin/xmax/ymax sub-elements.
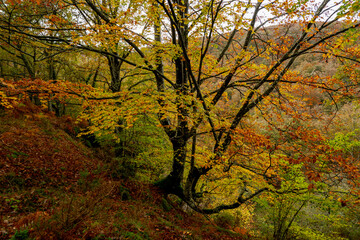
<box><xmin>115</xmin><ymin>0</ymin><xmax>359</xmax><ymax>213</ymax></box>
<box><xmin>0</xmin><ymin>0</ymin><xmax>70</xmax><ymax>79</ymax></box>
<box><xmin>2</xmin><ymin>0</ymin><xmax>360</xmax><ymax>213</ymax></box>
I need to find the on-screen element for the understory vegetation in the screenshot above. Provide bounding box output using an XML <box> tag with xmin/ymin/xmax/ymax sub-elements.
<box><xmin>0</xmin><ymin>106</ymin><xmax>247</xmax><ymax>239</ymax></box>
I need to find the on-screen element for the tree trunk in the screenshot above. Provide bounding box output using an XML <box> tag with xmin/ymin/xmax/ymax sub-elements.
<box><xmin>155</xmin><ymin>0</ymin><xmax>190</xmax><ymax>197</ymax></box>
<box><xmin>107</xmin><ymin>55</ymin><xmax>122</xmax><ymax>92</ymax></box>
<box><xmin>20</xmin><ymin>53</ymin><xmax>35</xmax><ymax>79</ymax></box>
<box><xmin>92</xmin><ymin>63</ymin><xmax>100</xmax><ymax>88</ymax></box>
<box><xmin>48</xmin><ymin>57</ymin><xmax>56</xmax><ymax>80</ymax></box>
<box><xmin>155</xmin><ymin>136</ymin><xmax>188</xmax><ymax>197</ymax></box>
<box><xmin>184</xmin><ymin>166</ymin><xmax>201</xmax><ymax>200</ymax></box>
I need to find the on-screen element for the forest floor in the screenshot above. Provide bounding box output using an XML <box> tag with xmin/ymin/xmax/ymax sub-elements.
<box><xmin>0</xmin><ymin>102</ymin><xmax>248</xmax><ymax>240</ymax></box>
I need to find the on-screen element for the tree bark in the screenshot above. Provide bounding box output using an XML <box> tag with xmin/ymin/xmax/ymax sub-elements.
<box><xmin>107</xmin><ymin>55</ymin><xmax>122</xmax><ymax>92</ymax></box>
<box><xmin>156</xmin><ymin>136</ymin><xmax>187</xmax><ymax>196</ymax></box>
<box><xmin>155</xmin><ymin>0</ymin><xmax>190</xmax><ymax>197</ymax></box>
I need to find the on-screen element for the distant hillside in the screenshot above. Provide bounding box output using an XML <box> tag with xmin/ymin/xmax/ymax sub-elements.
<box><xmin>210</xmin><ymin>21</ymin><xmax>343</xmax><ymax>75</ymax></box>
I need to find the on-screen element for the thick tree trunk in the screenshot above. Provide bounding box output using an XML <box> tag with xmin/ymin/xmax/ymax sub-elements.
<box><xmin>107</xmin><ymin>55</ymin><xmax>122</xmax><ymax>92</ymax></box>
<box><xmin>184</xmin><ymin>166</ymin><xmax>201</xmax><ymax>200</ymax></box>
<box><xmin>155</xmin><ymin>136</ymin><xmax>188</xmax><ymax>197</ymax></box>
<box><xmin>155</xmin><ymin>0</ymin><xmax>190</xmax><ymax>197</ymax></box>
<box><xmin>20</xmin><ymin>53</ymin><xmax>35</xmax><ymax>79</ymax></box>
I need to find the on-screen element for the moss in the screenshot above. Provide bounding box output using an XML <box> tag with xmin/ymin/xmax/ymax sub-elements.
<box><xmin>213</xmin><ymin>212</ymin><xmax>236</xmax><ymax>229</ymax></box>
<box><xmin>161</xmin><ymin>198</ymin><xmax>172</xmax><ymax>212</ymax></box>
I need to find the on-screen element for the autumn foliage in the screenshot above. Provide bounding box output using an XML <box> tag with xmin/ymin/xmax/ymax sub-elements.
<box><xmin>1</xmin><ymin>0</ymin><xmax>360</xmax><ymax>239</ymax></box>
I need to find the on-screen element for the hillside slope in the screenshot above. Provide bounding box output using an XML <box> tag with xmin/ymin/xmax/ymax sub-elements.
<box><xmin>0</xmin><ymin>102</ymin><xmax>247</xmax><ymax>240</ymax></box>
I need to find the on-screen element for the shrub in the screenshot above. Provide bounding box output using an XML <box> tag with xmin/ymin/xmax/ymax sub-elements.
<box><xmin>10</xmin><ymin>229</ymin><xmax>32</xmax><ymax>240</ymax></box>
<box><xmin>213</xmin><ymin>212</ymin><xmax>236</xmax><ymax>229</ymax></box>
<box><xmin>108</xmin><ymin>157</ymin><xmax>137</xmax><ymax>180</ymax></box>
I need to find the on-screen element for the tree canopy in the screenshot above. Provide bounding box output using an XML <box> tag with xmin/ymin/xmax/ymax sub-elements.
<box><xmin>1</xmin><ymin>0</ymin><xmax>360</xmax><ymax>217</ymax></box>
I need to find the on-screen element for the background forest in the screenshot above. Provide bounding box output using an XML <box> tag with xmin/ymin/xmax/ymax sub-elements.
<box><xmin>1</xmin><ymin>0</ymin><xmax>360</xmax><ymax>239</ymax></box>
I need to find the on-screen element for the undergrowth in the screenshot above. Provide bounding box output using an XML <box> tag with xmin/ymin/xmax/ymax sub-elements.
<box><xmin>0</xmin><ymin>104</ymin><xmax>246</xmax><ymax>240</ymax></box>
